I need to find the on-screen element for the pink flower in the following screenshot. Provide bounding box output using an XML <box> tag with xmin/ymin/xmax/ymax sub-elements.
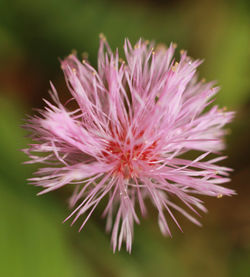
<box><xmin>24</xmin><ymin>35</ymin><xmax>235</xmax><ymax>253</ymax></box>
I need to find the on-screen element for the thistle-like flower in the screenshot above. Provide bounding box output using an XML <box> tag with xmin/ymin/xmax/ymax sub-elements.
<box><xmin>24</xmin><ymin>36</ymin><xmax>234</xmax><ymax>252</ymax></box>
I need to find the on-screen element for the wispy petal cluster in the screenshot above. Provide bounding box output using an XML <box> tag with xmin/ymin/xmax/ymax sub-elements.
<box><xmin>24</xmin><ymin>36</ymin><xmax>234</xmax><ymax>252</ymax></box>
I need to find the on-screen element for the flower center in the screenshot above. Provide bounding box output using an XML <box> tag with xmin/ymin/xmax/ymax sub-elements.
<box><xmin>105</xmin><ymin>138</ymin><xmax>158</xmax><ymax>179</ymax></box>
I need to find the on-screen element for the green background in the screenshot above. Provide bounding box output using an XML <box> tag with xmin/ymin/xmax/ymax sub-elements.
<box><xmin>0</xmin><ymin>0</ymin><xmax>249</xmax><ymax>276</ymax></box>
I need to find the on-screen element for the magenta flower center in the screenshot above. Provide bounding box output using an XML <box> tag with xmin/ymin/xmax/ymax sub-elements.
<box><xmin>105</xmin><ymin>129</ymin><xmax>158</xmax><ymax>179</ymax></box>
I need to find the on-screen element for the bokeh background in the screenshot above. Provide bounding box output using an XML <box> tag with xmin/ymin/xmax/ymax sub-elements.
<box><xmin>0</xmin><ymin>0</ymin><xmax>249</xmax><ymax>276</ymax></box>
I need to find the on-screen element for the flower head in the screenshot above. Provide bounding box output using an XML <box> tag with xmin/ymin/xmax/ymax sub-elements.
<box><xmin>24</xmin><ymin>36</ymin><xmax>234</xmax><ymax>252</ymax></box>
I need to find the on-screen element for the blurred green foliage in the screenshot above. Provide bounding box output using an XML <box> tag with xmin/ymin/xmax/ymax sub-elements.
<box><xmin>0</xmin><ymin>0</ymin><xmax>249</xmax><ymax>276</ymax></box>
